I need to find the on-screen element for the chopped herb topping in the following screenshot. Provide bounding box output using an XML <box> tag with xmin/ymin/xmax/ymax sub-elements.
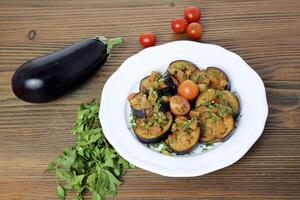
<box><xmin>182</xmin><ymin>120</ymin><xmax>191</xmax><ymax>130</ymax></box>
<box><xmin>148</xmin><ymin>141</ymin><xmax>172</xmax><ymax>156</ymax></box>
<box><xmin>129</xmin><ymin>114</ymin><xmax>137</xmax><ymax>129</ymax></box>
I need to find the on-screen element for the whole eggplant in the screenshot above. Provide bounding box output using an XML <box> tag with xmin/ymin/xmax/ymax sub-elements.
<box><xmin>11</xmin><ymin>36</ymin><xmax>123</xmax><ymax>103</ymax></box>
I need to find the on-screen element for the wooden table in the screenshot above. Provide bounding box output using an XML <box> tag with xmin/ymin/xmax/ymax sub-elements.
<box><xmin>1</xmin><ymin>0</ymin><xmax>299</xmax><ymax>199</ymax></box>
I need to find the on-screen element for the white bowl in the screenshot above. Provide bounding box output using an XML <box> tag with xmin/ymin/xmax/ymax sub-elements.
<box><xmin>99</xmin><ymin>41</ymin><xmax>268</xmax><ymax>177</ymax></box>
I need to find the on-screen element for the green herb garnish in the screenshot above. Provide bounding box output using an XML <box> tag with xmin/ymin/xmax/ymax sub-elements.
<box><xmin>217</xmin><ymin>105</ymin><xmax>233</xmax><ymax>117</ymax></box>
<box><xmin>48</xmin><ymin>101</ymin><xmax>134</xmax><ymax>200</ymax></box>
<box><xmin>204</xmin><ymin>101</ymin><xmax>214</xmax><ymax>107</ymax></box>
<box><xmin>197</xmin><ymin>74</ymin><xmax>206</xmax><ymax>81</ymax></box>
<box><xmin>129</xmin><ymin>113</ymin><xmax>136</xmax><ymax>130</ymax></box>
<box><xmin>182</xmin><ymin>120</ymin><xmax>191</xmax><ymax>130</ymax></box>
<box><xmin>148</xmin><ymin>141</ymin><xmax>172</xmax><ymax>156</ymax></box>
<box><xmin>206</xmin><ymin>143</ymin><xmax>214</xmax><ymax>147</ymax></box>
<box><xmin>202</xmin><ymin>143</ymin><xmax>214</xmax><ymax>152</ymax></box>
<box><xmin>155</xmin><ymin>98</ymin><xmax>162</xmax><ymax>109</ymax></box>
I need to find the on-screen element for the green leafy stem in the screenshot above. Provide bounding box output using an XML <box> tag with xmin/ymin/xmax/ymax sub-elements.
<box><xmin>48</xmin><ymin>101</ymin><xmax>134</xmax><ymax>200</ymax></box>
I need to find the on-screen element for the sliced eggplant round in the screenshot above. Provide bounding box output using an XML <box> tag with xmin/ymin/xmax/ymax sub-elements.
<box><xmin>139</xmin><ymin>71</ymin><xmax>162</xmax><ymax>93</ymax></box>
<box><xmin>166</xmin><ymin>116</ymin><xmax>200</xmax><ymax>155</ymax></box>
<box><xmin>195</xmin><ymin>88</ymin><xmax>217</xmax><ymax>107</ymax></box>
<box><xmin>206</xmin><ymin>67</ymin><xmax>229</xmax><ymax>82</ymax></box>
<box><xmin>191</xmin><ymin>67</ymin><xmax>230</xmax><ymax>90</ymax></box>
<box><xmin>189</xmin><ymin>106</ymin><xmax>208</xmax><ymax>121</ymax></box>
<box><xmin>190</xmin><ymin>106</ymin><xmax>236</xmax><ymax>143</ymax></box>
<box><xmin>206</xmin><ymin>67</ymin><xmax>230</xmax><ymax>90</ymax></box>
<box><xmin>140</xmin><ymin>72</ymin><xmax>178</xmax><ymax>97</ymax></box>
<box><xmin>157</xmin><ymin>74</ymin><xmax>178</xmax><ymax>97</ymax></box>
<box><xmin>200</xmin><ymin>115</ymin><xmax>235</xmax><ymax>143</ymax></box>
<box><xmin>190</xmin><ymin>69</ymin><xmax>209</xmax><ymax>84</ymax></box>
<box><xmin>129</xmin><ymin>92</ymin><xmax>154</xmax><ymax>118</ymax></box>
<box><xmin>167</xmin><ymin>60</ymin><xmax>198</xmax><ymax>83</ymax></box>
<box><xmin>134</xmin><ymin>111</ymin><xmax>173</xmax><ymax>144</ymax></box>
<box><xmin>195</xmin><ymin>89</ymin><xmax>240</xmax><ymax>117</ymax></box>
<box><xmin>219</xmin><ymin>90</ymin><xmax>240</xmax><ymax>118</ymax></box>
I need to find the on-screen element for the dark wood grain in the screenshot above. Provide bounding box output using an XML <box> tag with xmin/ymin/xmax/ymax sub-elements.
<box><xmin>0</xmin><ymin>0</ymin><xmax>299</xmax><ymax>199</ymax></box>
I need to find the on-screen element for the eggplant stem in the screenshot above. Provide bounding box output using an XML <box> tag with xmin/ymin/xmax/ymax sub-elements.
<box><xmin>107</xmin><ymin>37</ymin><xmax>124</xmax><ymax>53</ymax></box>
<box><xmin>94</xmin><ymin>36</ymin><xmax>124</xmax><ymax>55</ymax></box>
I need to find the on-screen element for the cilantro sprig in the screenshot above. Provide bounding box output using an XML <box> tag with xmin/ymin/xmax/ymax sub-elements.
<box><xmin>48</xmin><ymin>101</ymin><xmax>134</xmax><ymax>200</ymax></box>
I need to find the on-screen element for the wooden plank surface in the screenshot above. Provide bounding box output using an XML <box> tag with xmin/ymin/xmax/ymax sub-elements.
<box><xmin>0</xmin><ymin>0</ymin><xmax>299</xmax><ymax>199</ymax></box>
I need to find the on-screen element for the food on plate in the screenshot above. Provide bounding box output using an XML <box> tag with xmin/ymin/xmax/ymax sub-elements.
<box><xmin>195</xmin><ymin>89</ymin><xmax>240</xmax><ymax>118</ymax></box>
<box><xmin>177</xmin><ymin>80</ymin><xmax>199</xmax><ymax>100</ymax></box>
<box><xmin>139</xmin><ymin>72</ymin><xmax>178</xmax><ymax>96</ymax></box>
<box><xmin>171</xmin><ymin>17</ymin><xmax>189</xmax><ymax>33</ymax></box>
<box><xmin>127</xmin><ymin>60</ymin><xmax>240</xmax><ymax>155</ymax></box>
<box><xmin>11</xmin><ymin>37</ymin><xmax>124</xmax><ymax>103</ymax></box>
<box><xmin>184</xmin><ymin>6</ymin><xmax>202</xmax><ymax>23</ymax></box>
<box><xmin>167</xmin><ymin>60</ymin><xmax>198</xmax><ymax>83</ymax></box>
<box><xmin>201</xmin><ymin>115</ymin><xmax>234</xmax><ymax>142</ymax></box>
<box><xmin>190</xmin><ymin>67</ymin><xmax>230</xmax><ymax>90</ymax></box>
<box><xmin>134</xmin><ymin>111</ymin><xmax>173</xmax><ymax>144</ymax></box>
<box><xmin>166</xmin><ymin>116</ymin><xmax>200</xmax><ymax>154</ymax></box>
<box><xmin>170</xmin><ymin>95</ymin><xmax>191</xmax><ymax>115</ymax></box>
<box><xmin>186</xmin><ymin>22</ymin><xmax>203</xmax><ymax>40</ymax></box>
<box><xmin>139</xmin><ymin>32</ymin><xmax>156</xmax><ymax>48</ymax></box>
<box><xmin>190</xmin><ymin>105</ymin><xmax>235</xmax><ymax>142</ymax></box>
<box><xmin>129</xmin><ymin>91</ymin><xmax>158</xmax><ymax>118</ymax></box>
<box><xmin>139</xmin><ymin>71</ymin><xmax>162</xmax><ymax>92</ymax></box>
<box><xmin>157</xmin><ymin>74</ymin><xmax>178</xmax><ymax>97</ymax></box>
<box><xmin>158</xmin><ymin>96</ymin><xmax>171</xmax><ymax>112</ymax></box>
<box><xmin>219</xmin><ymin>90</ymin><xmax>240</xmax><ymax>118</ymax></box>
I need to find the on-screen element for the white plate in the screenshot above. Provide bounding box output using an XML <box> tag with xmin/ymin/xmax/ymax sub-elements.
<box><xmin>99</xmin><ymin>41</ymin><xmax>268</xmax><ymax>177</ymax></box>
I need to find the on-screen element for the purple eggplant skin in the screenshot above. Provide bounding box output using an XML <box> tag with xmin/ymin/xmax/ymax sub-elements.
<box><xmin>11</xmin><ymin>37</ymin><xmax>123</xmax><ymax>103</ymax></box>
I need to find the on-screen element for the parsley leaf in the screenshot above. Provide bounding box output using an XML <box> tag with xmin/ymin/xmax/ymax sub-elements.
<box><xmin>56</xmin><ymin>185</ymin><xmax>66</xmax><ymax>200</ymax></box>
<box><xmin>49</xmin><ymin>100</ymin><xmax>134</xmax><ymax>200</ymax></box>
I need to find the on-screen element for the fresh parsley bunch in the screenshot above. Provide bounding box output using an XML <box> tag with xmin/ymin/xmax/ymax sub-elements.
<box><xmin>48</xmin><ymin>101</ymin><xmax>134</xmax><ymax>200</ymax></box>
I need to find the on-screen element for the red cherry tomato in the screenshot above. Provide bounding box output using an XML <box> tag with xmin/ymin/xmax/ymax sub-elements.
<box><xmin>171</xmin><ymin>17</ymin><xmax>189</xmax><ymax>33</ymax></box>
<box><xmin>184</xmin><ymin>6</ymin><xmax>201</xmax><ymax>23</ymax></box>
<box><xmin>186</xmin><ymin>22</ymin><xmax>203</xmax><ymax>40</ymax></box>
<box><xmin>139</xmin><ymin>32</ymin><xmax>156</xmax><ymax>48</ymax></box>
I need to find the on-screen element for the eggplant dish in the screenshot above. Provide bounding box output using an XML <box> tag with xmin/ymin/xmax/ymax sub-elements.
<box><xmin>128</xmin><ymin>60</ymin><xmax>240</xmax><ymax>155</ymax></box>
<box><xmin>190</xmin><ymin>67</ymin><xmax>230</xmax><ymax>91</ymax></box>
<box><xmin>167</xmin><ymin>60</ymin><xmax>197</xmax><ymax>83</ymax></box>
<box><xmin>166</xmin><ymin>116</ymin><xmax>200</xmax><ymax>154</ymax></box>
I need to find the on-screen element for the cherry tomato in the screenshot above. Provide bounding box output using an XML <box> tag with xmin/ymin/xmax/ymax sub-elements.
<box><xmin>184</xmin><ymin>6</ymin><xmax>201</xmax><ymax>23</ymax></box>
<box><xmin>171</xmin><ymin>17</ymin><xmax>189</xmax><ymax>33</ymax></box>
<box><xmin>139</xmin><ymin>32</ymin><xmax>156</xmax><ymax>48</ymax></box>
<box><xmin>170</xmin><ymin>95</ymin><xmax>190</xmax><ymax>116</ymax></box>
<box><xmin>178</xmin><ymin>80</ymin><xmax>199</xmax><ymax>100</ymax></box>
<box><xmin>186</xmin><ymin>22</ymin><xmax>203</xmax><ymax>40</ymax></box>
